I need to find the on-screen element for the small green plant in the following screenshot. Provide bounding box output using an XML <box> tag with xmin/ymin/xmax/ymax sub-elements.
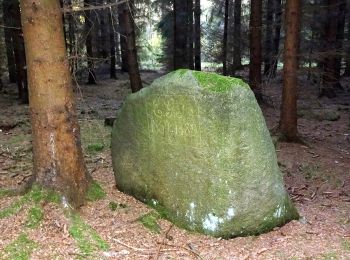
<box><xmin>138</xmin><ymin>211</ymin><xmax>161</xmax><ymax>234</ymax></box>
<box><xmin>87</xmin><ymin>143</ymin><xmax>104</xmax><ymax>153</ymax></box>
<box><xmin>2</xmin><ymin>233</ymin><xmax>37</xmax><ymax>260</ymax></box>
<box><xmin>68</xmin><ymin>212</ymin><xmax>109</xmax><ymax>256</ymax></box>
<box><xmin>322</xmin><ymin>251</ymin><xmax>338</xmax><ymax>260</ymax></box>
<box><xmin>26</xmin><ymin>206</ymin><xmax>44</xmax><ymax>228</ymax></box>
<box><xmin>299</xmin><ymin>163</ymin><xmax>321</xmax><ymax>180</ymax></box>
<box><xmin>342</xmin><ymin>239</ymin><xmax>350</xmax><ymax>251</ymax></box>
<box><xmin>108</xmin><ymin>201</ymin><xmax>127</xmax><ymax>211</ymax></box>
<box><xmin>86</xmin><ymin>181</ymin><xmax>106</xmax><ymax>201</ymax></box>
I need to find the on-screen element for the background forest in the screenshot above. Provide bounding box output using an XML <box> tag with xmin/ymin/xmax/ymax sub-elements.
<box><xmin>0</xmin><ymin>0</ymin><xmax>350</xmax><ymax>259</ymax></box>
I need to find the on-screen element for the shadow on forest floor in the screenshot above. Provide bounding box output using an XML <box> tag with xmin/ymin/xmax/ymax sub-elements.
<box><xmin>0</xmin><ymin>71</ymin><xmax>349</xmax><ymax>259</ymax></box>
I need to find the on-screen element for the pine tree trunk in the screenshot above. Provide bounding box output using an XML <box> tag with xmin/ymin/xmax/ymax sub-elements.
<box><xmin>84</xmin><ymin>0</ymin><xmax>97</xmax><ymax>84</ymax></box>
<box><xmin>118</xmin><ymin>4</ymin><xmax>129</xmax><ymax>72</ymax></box>
<box><xmin>272</xmin><ymin>0</ymin><xmax>282</xmax><ymax>77</ymax></box>
<box><xmin>2</xmin><ymin>1</ymin><xmax>17</xmax><ymax>83</ymax></box>
<box><xmin>249</xmin><ymin>0</ymin><xmax>262</xmax><ymax>100</ymax></box>
<box><xmin>119</xmin><ymin>1</ymin><xmax>143</xmax><ymax>92</ymax></box>
<box><xmin>174</xmin><ymin>0</ymin><xmax>189</xmax><ymax>69</ymax></box>
<box><xmin>263</xmin><ymin>0</ymin><xmax>274</xmax><ymax>75</ymax></box>
<box><xmin>335</xmin><ymin>0</ymin><xmax>346</xmax><ymax>78</ymax></box>
<box><xmin>231</xmin><ymin>0</ymin><xmax>242</xmax><ymax>75</ymax></box>
<box><xmin>188</xmin><ymin>0</ymin><xmax>194</xmax><ymax>70</ymax></box>
<box><xmin>109</xmin><ymin>2</ymin><xmax>117</xmax><ymax>79</ymax></box>
<box><xmin>194</xmin><ymin>0</ymin><xmax>201</xmax><ymax>71</ymax></box>
<box><xmin>223</xmin><ymin>0</ymin><xmax>229</xmax><ymax>76</ymax></box>
<box><xmin>279</xmin><ymin>0</ymin><xmax>301</xmax><ymax>142</ymax></box>
<box><xmin>11</xmin><ymin>0</ymin><xmax>28</xmax><ymax>104</ymax></box>
<box><xmin>99</xmin><ymin>0</ymin><xmax>109</xmax><ymax>59</ymax></box>
<box><xmin>20</xmin><ymin>0</ymin><xmax>90</xmax><ymax>208</ymax></box>
<box><xmin>321</xmin><ymin>0</ymin><xmax>339</xmax><ymax>98</ymax></box>
<box><xmin>344</xmin><ymin>4</ymin><xmax>350</xmax><ymax>76</ymax></box>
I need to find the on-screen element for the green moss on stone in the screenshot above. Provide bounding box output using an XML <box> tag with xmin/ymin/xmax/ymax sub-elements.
<box><xmin>192</xmin><ymin>70</ymin><xmax>248</xmax><ymax>92</ymax></box>
<box><xmin>26</xmin><ymin>206</ymin><xmax>44</xmax><ymax>228</ymax></box>
<box><xmin>138</xmin><ymin>211</ymin><xmax>161</xmax><ymax>234</ymax></box>
<box><xmin>68</xmin><ymin>212</ymin><xmax>109</xmax><ymax>256</ymax></box>
<box><xmin>2</xmin><ymin>233</ymin><xmax>37</xmax><ymax>260</ymax></box>
<box><xmin>86</xmin><ymin>181</ymin><xmax>106</xmax><ymax>201</ymax></box>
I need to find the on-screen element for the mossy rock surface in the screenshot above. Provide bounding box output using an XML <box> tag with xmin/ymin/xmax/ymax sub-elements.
<box><xmin>111</xmin><ymin>69</ymin><xmax>299</xmax><ymax>238</ymax></box>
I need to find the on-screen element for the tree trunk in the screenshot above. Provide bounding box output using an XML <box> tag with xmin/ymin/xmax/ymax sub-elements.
<box><xmin>249</xmin><ymin>0</ymin><xmax>262</xmax><ymax>100</ymax></box>
<box><xmin>118</xmin><ymin>4</ymin><xmax>129</xmax><ymax>72</ymax></box>
<box><xmin>188</xmin><ymin>0</ymin><xmax>194</xmax><ymax>70</ymax></box>
<box><xmin>20</xmin><ymin>0</ymin><xmax>90</xmax><ymax>207</ymax></box>
<box><xmin>99</xmin><ymin>0</ymin><xmax>109</xmax><ymax>59</ymax></box>
<box><xmin>84</xmin><ymin>0</ymin><xmax>97</xmax><ymax>84</ymax></box>
<box><xmin>231</xmin><ymin>0</ymin><xmax>242</xmax><ymax>75</ymax></box>
<box><xmin>2</xmin><ymin>1</ymin><xmax>17</xmax><ymax>83</ymax></box>
<box><xmin>109</xmin><ymin>1</ymin><xmax>117</xmax><ymax>79</ymax></box>
<box><xmin>263</xmin><ymin>0</ymin><xmax>274</xmax><ymax>75</ymax></box>
<box><xmin>194</xmin><ymin>0</ymin><xmax>201</xmax><ymax>71</ymax></box>
<box><xmin>174</xmin><ymin>0</ymin><xmax>189</xmax><ymax>69</ymax></box>
<box><xmin>272</xmin><ymin>0</ymin><xmax>282</xmax><ymax>77</ymax></box>
<box><xmin>279</xmin><ymin>0</ymin><xmax>301</xmax><ymax>142</ymax></box>
<box><xmin>11</xmin><ymin>0</ymin><xmax>28</xmax><ymax>104</ymax></box>
<box><xmin>321</xmin><ymin>0</ymin><xmax>340</xmax><ymax>98</ymax></box>
<box><xmin>344</xmin><ymin>2</ymin><xmax>350</xmax><ymax>76</ymax></box>
<box><xmin>119</xmin><ymin>1</ymin><xmax>143</xmax><ymax>92</ymax></box>
<box><xmin>223</xmin><ymin>0</ymin><xmax>229</xmax><ymax>76</ymax></box>
<box><xmin>335</xmin><ymin>0</ymin><xmax>347</xmax><ymax>78</ymax></box>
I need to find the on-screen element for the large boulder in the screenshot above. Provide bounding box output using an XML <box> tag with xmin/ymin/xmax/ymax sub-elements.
<box><xmin>111</xmin><ymin>69</ymin><xmax>299</xmax><ymax>238</ymax></box>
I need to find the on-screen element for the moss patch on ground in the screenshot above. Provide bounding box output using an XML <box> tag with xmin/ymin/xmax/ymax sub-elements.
<box><xmin>25</xmin><ymin>206</ymin><xmax>44</xmax><ymax>228</ymax></box>
<box><xmin>68</xmin><ymin>211</ymin><xmax>109</xmax><ymax>257</ymax></box>
<box><xmin>86</xmin><ymin>181</ymin><xmax>106</xmax><ymax>201</ymax></box>
<box><xmin>1</xmin><ymin>233</ymin><xmax>37</xmax><ymax>260</ymax></box>
<box><xmin>138</xmin><ymin>211</ymin><xmax>161</xmax><ymax>234</ymax></box>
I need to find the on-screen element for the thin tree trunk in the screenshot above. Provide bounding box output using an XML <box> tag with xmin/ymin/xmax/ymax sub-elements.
<box><xmin>194</xmin><ymin>0</ymin><xmax>201</xmax><ymax>71</ymax></box>
<box><xmin>263</xmin><ymin>0</ymin><xmax>274</xmax><ymax>75</ymax></box>
<box><xmin>20</xmin><ymin>0</ymin><xmax>91</xmax><ymax>208</ymax></box>
<box><xmin>231</xmin><ymin>0</ymin><xmax>242</xmax><ymax>75</ymax></box>
<box><xmin>2</xmin><ymin>0</ymin><xmax>17</xmax><ymax>83</ymax></box>
<box><xmin>109</xmin><ymin>1</ymin><xmax>117</xmax><ymax>79</ymax></box>
<box><xmin>344</xmin><ymin>3</ymin><xmax>350</xmax><ymax>76</ymax></box>
<box><xmin>223</xmin><ymin>0</ymin><xmax>229</xmax><ymax>76</ymax></box>
<box><xmin>119</xmin><ymin>1</ymin><xmax>142</xmax><ymax>92</ymax></box>
<box><xmin>335</xmin><ymin>0</ymin><xmax>347</xmax><ymax>78</ymax></box>
<box><xmin>321</xmin><ymin>0</ymin><xmax>339</xmax><ymax>98</ymax></box>
<box><xmin>174</xmin><ymin>0</ymin><xmax>189</xmax><ymax>69</ymax></box>
<box><xmin>99</xmin><ymin>0</ymin><xmax>109</xmax><ymax>59</ymax></box>
<box><xmin>118</xmin><ymin>4</ymin><xmax>129</xmax><ymax>72</ymax></box>
<box><xmin>279</xmin><ymin>0</ymin><xmax>301</xmax><ymax>142</ymax></box>
<box><xmin>249</xmin><ymin>0</ymin><xmax>262</xmax><ymax>100</ymax></box>
<box><xmin>188</xmin><ymin>0</ymin><xmax>194</xmax><ymax>70</ymax></box>
<box><xmin>11</xmin><ymin>0</ymin><xmax>28</xmax><ymax>103</ymax></box>
<box><xmin>272</xmin><ymin>0</ymin><xmax>282</xmax><ymax>77</ymax></box>
<box><xmin>84</xmin><ymin>0</ymin><xmax>97</xmax><ymax>84</ymax></box>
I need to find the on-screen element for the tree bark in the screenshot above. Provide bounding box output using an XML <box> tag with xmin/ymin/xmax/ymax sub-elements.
<box><xmin>263</xmin><ymin>0</ymin><xmax>274</xmax><ymax>75</ymax></box>
<box><xmin>321</xmin><ymin>0</ymin><xmax>340</xmax><ymax>97</ymax></box>
<box><xmin>174</xmin><ymin>0</ymin><xmax>189</xmax><ymax>69</ymax></box>
<box><xmin>84</xmin><ymin>0</ymin><xmax>97</xmax><ymax>84</ymax></box>
<box><xmin>194</xmin><ymin>0</ymin><xmax>201</xmax><ymax>71</ymax></box>
<box><xmin>2</xmin><ymin>1</ymin><xmax>17</xmax><ymax>83</ymax></box>
<box><xmin>119</xmin><ymin>1</ymin><xmax>143</xmax><ymax>92</ymax></box>
<box><xmin>249</xmin><ymin>0</ymin><xmax>262</xmax><ymax>100</ymax></box>
<box><xmin>231</xmin><ymin>0</ymin><xmax>242</xmax><ymax>75</ymax></box>
<box><xmin>272</xmin><ymin>0</ymin><xmax>282</xmax><ymax>77</ymax></box>
<box><xmin>335</xmin><ymin>0</ymin><xmax>347</xmax><ymax>78</ymax></box>
<box><xmin>118</xmin><ymin>4</ymin><xmax>129</xmax><ymax>72</ymax></box>
<box><xmin>109</xmin><ymin>1</ymin><xmax>117</xmax><ymax>79</ymax></box>
<box><xmin>344</xmin><ymin>2</ymin><xmax>350</xmax><ymax>76</ymax></box>
<box><xmin>223</xmin><ymin>0</ymin><xmax>229</xmax><ymax>76</ymax></box>
<box><xmin>188</xmin><ymin>0</ymin><xmax>194</xmax><ymax>70</ymax></box>
<box><xmin>279</xmin><ymin>0</ymin><xmax>301</xmax><ymax>142</ymax></box>
<box><xmin>11</xmin><ymin>0</ymin><xmax>28</xmax><ymax>104</ymax></box>
<box><xmin>20</xmin><ymin>0</ymin><xmax>90</xmax><ymax>207</ymax></box>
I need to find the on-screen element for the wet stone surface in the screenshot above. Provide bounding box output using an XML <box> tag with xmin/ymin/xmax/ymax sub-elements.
<box><xmin>111</xmin><ymin>69</ymin><xmax>299</xmax><ymax>238</ymax></box>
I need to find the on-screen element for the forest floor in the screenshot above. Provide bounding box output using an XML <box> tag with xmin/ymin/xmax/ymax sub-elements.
<box><xmin>0</xmin><ymin>70</ymin><xmax>349</xmax><ymax>259</ymax></box>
